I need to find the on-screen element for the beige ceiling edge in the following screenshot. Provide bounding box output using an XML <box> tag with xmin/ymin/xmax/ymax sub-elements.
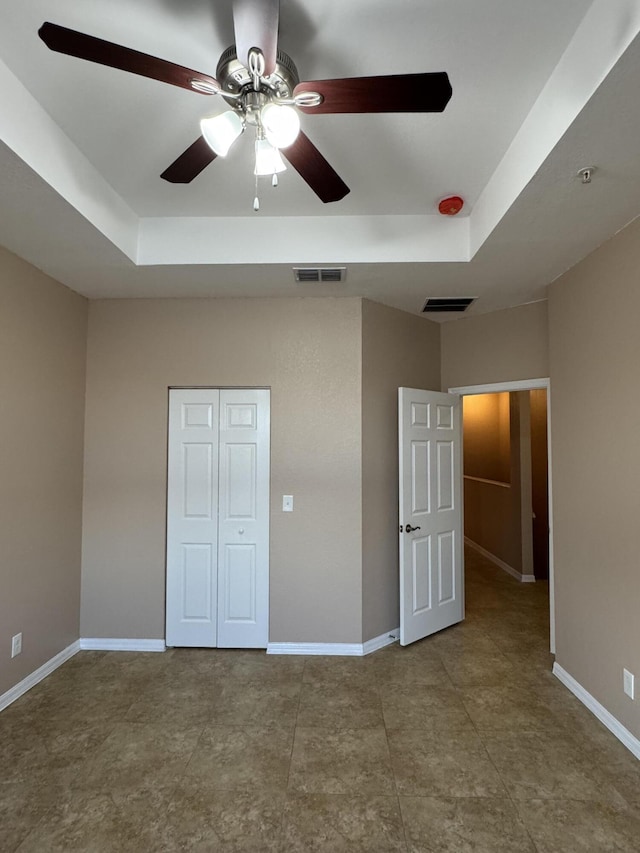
<box><xmin>0</xmin><ymin>57</ymin><xmax>138</xmax><ymax>261</ymax></box>
<box><xmin>469</xmin><ymin>0</ymin><xmax>640</xmax><ymax>258</ymax></box>
<box><xmin>136</xmin><ymin>215</ymin><xmax>470</xmax><ymax>266</ymax></box>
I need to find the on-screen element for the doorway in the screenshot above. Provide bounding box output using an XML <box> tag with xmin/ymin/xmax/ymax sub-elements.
<box><xmin>449</xmin><ymin>379</ymin><xmax>554</xmax><ymax>653</ymax></box>
<box><xmin>165</xmin><ymin>388</ymin><xmax>270</xmax><ymax>649</ymax></box>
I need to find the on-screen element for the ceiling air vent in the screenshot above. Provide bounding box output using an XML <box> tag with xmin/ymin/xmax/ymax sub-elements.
<box><xmin>422</xmin><ymin>297</ymin><xmax>476</xmax><ymax>313</ymax></box>
<box><xmin>294</xmin><ymin>267</ymin><xmax>347</xmax><ymax>283</ymax></box>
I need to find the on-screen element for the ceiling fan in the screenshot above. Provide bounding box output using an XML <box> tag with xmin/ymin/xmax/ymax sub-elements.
<box><xmin>38</xmin><ymin>0</ymin><xmax>452</xmax><ymax>206</ymax></box>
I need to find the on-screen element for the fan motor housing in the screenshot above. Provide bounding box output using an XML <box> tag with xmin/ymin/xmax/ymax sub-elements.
<box><xmin>217</xmin><ymin>45</ymin><xmax>300</xmax><ymax>108</ymax></box>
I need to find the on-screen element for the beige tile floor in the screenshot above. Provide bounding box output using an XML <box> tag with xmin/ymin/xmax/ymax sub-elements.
<box><xmin>2</xmin><ymin>546</ymin><xmax>640</xmax><ymax>851</ymax></box>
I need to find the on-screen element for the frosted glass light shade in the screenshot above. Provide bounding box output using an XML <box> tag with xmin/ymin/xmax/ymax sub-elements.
<box><xmin>254</xmin><ymin>139</ymin><xmax>287</xmax><ymax>175</ymax></box>
<box><xmin>261</xmin><ymin>104</ymin><xmax>300</xmax><ymax>149</ymax></box>
<box><xmin>200</xmin><ymin>111</ymin><xmax>243</xmax><ymax>156</ymax></box>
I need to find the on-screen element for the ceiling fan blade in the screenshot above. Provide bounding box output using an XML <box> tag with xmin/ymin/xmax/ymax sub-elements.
<box><xmin>38</xmin><ymin>22</ymin><xmax>220</xmax><ymax>95</ymax></box>
<box><xmin>281</xmin><ymin>132</ymin><xmax>349</xmax><ymax>203</ymax></box>
<box><xmin>161</xmin><ymin>137</ymin><xmax>217</xmax><ymax>183</ymax></box>
<box><xmin>294</xmin><ymin>72</ymin><xmax>452</xmax><ymax>114</ymax></box>
<box><xmin>233</xmin><ymin>0</ymin><xmax>279</xmax><ymax>75</ymax></box>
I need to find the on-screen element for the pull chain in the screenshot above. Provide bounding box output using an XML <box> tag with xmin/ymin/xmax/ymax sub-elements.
<box><xmin>253</xmin><ymin>172</ymin><xmax>260</xmax><ymax>212</ymax></box>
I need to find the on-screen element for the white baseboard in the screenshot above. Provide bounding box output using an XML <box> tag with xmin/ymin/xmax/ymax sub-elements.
<box><xmin>267</xmin><ymin>630</ymin><xmax>399</xmax><ymax>657</ymax></box>
<box><xmin>465</xmin><ymin>537</ymin><xmax>536</xmax><ymax>583</ymax></box>
<box><xmin>0</xmin><ymin>640</ymin><xmax>81</xmax><ymax>713</ymax></box>
<box><xmin>267</xmin><ymin>642</ymin><xmax>362</xmax><ymax>656</ymax></box>
<box><xmin>363</xmin><ymin>628</ymin><xmax>399</xmax><ymax>655</ymax></box>
<box><xmin>80</xmin><ymin>638</ymin><xmax>166</xmax><ymax>652</ymax></box>
<box><xmin>553</xmin><ymin>663</ymin><xmax>640</xmax><ymax>761</ymax></box>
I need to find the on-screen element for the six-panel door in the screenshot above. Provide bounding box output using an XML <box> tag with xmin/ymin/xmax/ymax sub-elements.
<box><xmin>399</xmin><ymin>387</ymin><xmax>463</xmax><ymax>646</ymax></box>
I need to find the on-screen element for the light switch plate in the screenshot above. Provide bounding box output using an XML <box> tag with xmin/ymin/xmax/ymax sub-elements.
<box><xmin>282</xmin><ymin>495</ymin><xmax>293</xmax><ymax>512</ymax></box>
<box><xmin>623</xmin><ymin>668</ymin><xmax>635</xmax><ymax>699</ymax></box>
<box><xmin>11</xmin><ymin>633</ymin><xmax>22</xmax><ymax>658</ymax></box>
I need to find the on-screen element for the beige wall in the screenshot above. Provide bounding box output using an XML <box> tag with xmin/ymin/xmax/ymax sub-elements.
<box><xmin>441</xmin><ymin>301</ymin><xmax>549</xmax><ymax>391</ymax></box>
<box><xmin>0</xmin><ymin>247</ymin><xmax>87</xmax><ymax>696</ymax></box>
<box><xmin>549</xmin><ymin>217</ymin><xmax>640</xmax><ymax>739</ymax></box>
<box><xmin>463</xmin><ymin>392</ymin><xmax>529</xmax><ymax>575</ymax></box>
<box><xmin>464</xmin><ymin>478</ymin><xmax>519</xmax><ymax>569</ymax></box>
<box><xmin>81</xmin><ymin>298</ymin><xmax>363</xmax><ymax>644</ymax></box>
<box><xmin>463</xmin><ymin>392</ymin><xmax>510</xmax><ymax>483</ymax></box>
<box><xmin>515</xmin><ymin>391</ymin><xmax>534</xmax><ymax>579</ymax></box>
<box><xmin>361</xmin><ymin>300</ymin><xmax>440</xmax><ymax>642</ymax></box>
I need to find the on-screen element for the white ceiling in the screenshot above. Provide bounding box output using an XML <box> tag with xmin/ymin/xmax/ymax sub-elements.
<box><xmin>0</xmin><ymin>0</ymin><xmax>639</xmax><ymax>318</ymax></box>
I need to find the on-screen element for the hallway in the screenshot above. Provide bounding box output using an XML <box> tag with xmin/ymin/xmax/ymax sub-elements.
<box><xmin>1</xmin><ymin>547</ymin><xmax>639</xmax><ymax>851</ymax></box>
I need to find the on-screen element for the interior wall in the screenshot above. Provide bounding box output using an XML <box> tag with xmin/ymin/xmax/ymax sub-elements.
<box><xmin>0</xmin><ymin>246</ymin><xmax>87</xmax><ymax>696</ymax></box>
<box><xmin>441</xmin><ymin>301</ymin><xmax>549</xmax><ymax>391</ymax></box>
<box><xmin>549</xmin><ymin>216</ymin><xmax>640</xmax><ymax>739</ymax></box>
<box><xmin>361</xmin><ymin>300</ymin><xmax>440</xmax><ymax>642</ymax></box>
<box><xmin>463</xmin><ymin>393</ymin><xmax>511</xmax><ymax>483</ymax></box>
<box><xmin>81</xmin><ymin>297</ymin><xmax>363</xmax><ymax>645</ymax></box>
<box><xmin>515</xmin><ymin>391</ymin><xmax>534</xmax><ymax>579</ymax></box>
<box><xmin>463</xmin><ymin>392</ymin><xmax>526</xmax><ymax>575</ymax></box>
<box><xmin>530</xmin><ymin>388</ymin><xmax>549</xmax><ymax>578</ymax></box>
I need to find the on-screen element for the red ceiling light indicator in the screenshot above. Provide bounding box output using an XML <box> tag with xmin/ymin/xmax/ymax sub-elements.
<box><xmin>438</xmin><ymin>195</ymin><xmax>464</xmax><ymax>216</ymax></box>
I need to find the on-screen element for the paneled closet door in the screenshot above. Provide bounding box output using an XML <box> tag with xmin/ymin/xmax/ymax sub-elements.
<box><xmin>166</xmin><ymin>389</ymin><xmax>220</xmax><ymax>647</ymax></box>
<box><xmin>217</xmin><ymin>389</ymin><xmax>270</xmax><ymax>648</ymax></box>
<box><xmin>166</xmin><ymin>388</ymin><xmax>270</xmax><ymax>649</ymax></box>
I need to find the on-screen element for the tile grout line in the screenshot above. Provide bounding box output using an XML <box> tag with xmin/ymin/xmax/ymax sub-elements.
<box><xmin>378</xmin><ymin>670</ymin><xmax>412</xmax><ymax>853</ymax></box>
<box><xmin>446</xmin><ymin>625</ymin><xmax>544</xmax><ymax>853</ymax></box>
<box><xmin>276</xmin><ymin>662</ymin><xmax>307</xmax><ymax>845</ymax></box>
<box><xmin>469</xmin><ymin>696</ymin><xmax>545</xmax><ymax>853</ymax></box>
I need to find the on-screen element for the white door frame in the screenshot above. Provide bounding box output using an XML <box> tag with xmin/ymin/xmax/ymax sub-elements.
<box><xmin>448</xmin><ymin>378</ymin><xmax>555</xmax><ymax>654</ymax></box>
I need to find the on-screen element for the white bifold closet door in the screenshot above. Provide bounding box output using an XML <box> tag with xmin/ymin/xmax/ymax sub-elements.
<box><xmin>165</xmin><ymin>388</ymin><xmax>270</xmax><ymax>648</ymax></box>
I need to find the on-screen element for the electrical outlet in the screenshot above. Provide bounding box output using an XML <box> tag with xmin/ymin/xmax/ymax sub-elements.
<box><xmin>11</xmin><ymin>633</ymin><xmax>22</xmax><ymax>658</ymax></box>
<box><xmin>623</xmin><ymin>668</ymin><xmax>635</xmax><ymax>699</ymax></box>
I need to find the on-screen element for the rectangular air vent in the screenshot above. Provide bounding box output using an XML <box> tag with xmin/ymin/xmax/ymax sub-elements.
<box><xmin>294</xmin><ymin>267</ymin><xmax>346</xmax><ymax>283</ymax></box>
<box><xmin>422</xmin><ymin>297</ymin><xmax>476</xmax><ymax>313</ymax></box>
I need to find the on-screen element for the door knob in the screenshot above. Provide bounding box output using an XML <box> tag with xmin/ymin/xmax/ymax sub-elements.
<box><xmin>238</xmin><ymin>528</ymin><xmax>245</xmax><ymax>535</ymax></box>
<box><xmin>405</xmin><ymin>524</ymin><xmax>421</xmax><ymax>533</ymax></box>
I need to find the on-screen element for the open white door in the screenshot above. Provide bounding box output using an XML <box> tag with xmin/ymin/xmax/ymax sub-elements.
<box><xmin>399</xmin><ymin>388</ymin><xmax>463</xmax><ymax>646</ymax></box>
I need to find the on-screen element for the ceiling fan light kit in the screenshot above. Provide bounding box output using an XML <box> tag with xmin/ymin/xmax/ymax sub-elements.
<box><xmin>200</xmin><ymin>110</ymin><xmax>244</xmax><ymax>157</ymax></box>
<box><xmin>261</xmin><ymin>103</ymin><xmax>301</xmax><ymax>149</ymax></box>
<box><xmin>38</xmin><ymin>0</ymin><xmax>453</xmax><ymax>208</ymax></box>
<box><xmin>254</xmin><ymin>138</ymin><xmax>286</xmax><ymax>176</ymax></box>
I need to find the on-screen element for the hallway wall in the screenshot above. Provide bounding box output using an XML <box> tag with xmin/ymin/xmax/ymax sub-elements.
<box><xmin>463</xmin><ymin>392</ymin><xmax>532</xmax><ymax>578</ymax></box>
<box><xmin>530</xmin><ymin>389</ymin><xmax>549</xmax><ymax>579</ymax></box>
